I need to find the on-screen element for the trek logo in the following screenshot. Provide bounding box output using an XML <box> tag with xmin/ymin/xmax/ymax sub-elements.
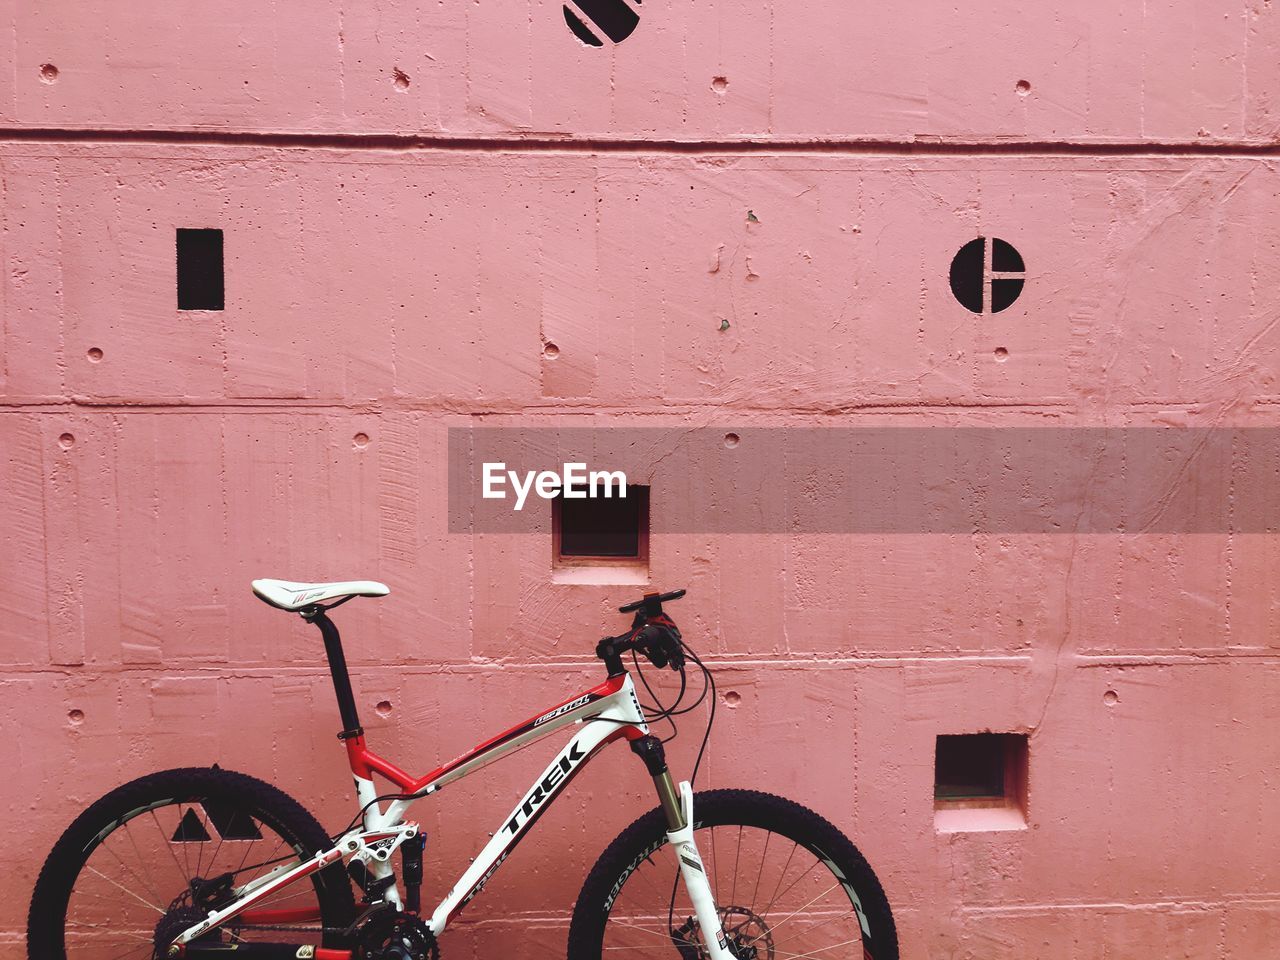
<box><xmin>534</xmin><ymin>694</ymin><xmax>592</xmax><ymax>727</ymax></box>
<box><xmin>459</xmin><ymin>850</ymin><xmax>508</xmax><ymax>907</ymax></box>
<box><xmin>504</xmin><ymin>740</ymin><xmax>585</xmax><ymax>836</ymax></box>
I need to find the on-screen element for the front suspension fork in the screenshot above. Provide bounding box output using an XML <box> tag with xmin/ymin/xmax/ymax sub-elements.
<box><xmin>632</xmin><ymin>737</ymin><xmax>735</xmax><ymax>960</ymax></box>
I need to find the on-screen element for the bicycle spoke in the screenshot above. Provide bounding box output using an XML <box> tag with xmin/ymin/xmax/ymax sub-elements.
<box><xmin>749</xmin><ymin>879</ymin><xmax>844</xmax><ymax>943</ymax></box>
<box><xmin>121</xmin><ymin>819</ymin><xmax>166</xmax><ymax>907</ymax></box>
<box><xmin>771</xmin><ymin>938</ymin><xmax>868</xmax><ymax>960</ymax></box>
<box><xmin>760</xmin><ymin>840</ymin><xmax>800</xmax><ymax>919</ymax></box>
<box><xmin>151</xmin><ymin>807</ymin><xmax>190</xmax><ymax>885</ymax></box>
<box><xmin>66</xmin><ymin>924</ymin><xmax>154</xmax><ymax>943</ymax></box>
<box><xmin>84</xmin><ymin>864</ymin><xmax>165</xmax><ymax>915</ymax></box>
<box><xmin>103</xmin><ymin>942</ymin><xmax>154</xmax><ymax>960</ymax></box>
<box><xmin>770</xmin><ymin>908</ymin><xmax>854</xmax><ymax>947</ymax></box>
<box><xmin>232</xmin><ymin>817</ymin><xmax>262</xmax><ymax>878</ymax></box>
<box><xmin>749</xmin><ymin>829</ymin><xmax>771</xmax><ymax>915</ymax></box>
<box><xmin>607</xmin><ymin>917</ymin><xmax>677</xmax><ymax>940</ymax></box>
<box><xmin>710</xmin><ymin>825</ymin><xmax>722</xmax><ymax>905</ymax></box>
<box><xmin>60</xmin><ymin>794</ymin><xmax>328</xmax><ymax>959</ymax></box>
<box><xmin>601</xmin><ymin>818</ymin><xmax>873</xmax><ymax>960</ymax></box>
<box><xmin>730</xmin><ymin>824</ymin><xmax>742</xmax><ymax>906</ymax></box>
<box><xmin>761</xmin><ymin>850</ymin><xmax>823</xmax><ymax>919</ymax></box>
<box><xmin>98</xmin><ymin>835</ymin><xmax>166</xmax><ymax>910</ymax></box>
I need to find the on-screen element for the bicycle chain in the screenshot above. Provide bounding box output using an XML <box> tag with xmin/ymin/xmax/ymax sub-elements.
<box><xmin>235</xmin><ymin>924</ymin><xmax>345</xmax><ymax>935</ymax></box>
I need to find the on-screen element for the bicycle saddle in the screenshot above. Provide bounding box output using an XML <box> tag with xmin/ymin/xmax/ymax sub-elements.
<box><xmin>252</xmin><ymin>578</ymin><xmax>390</xmax><ymax>611</ymax></box>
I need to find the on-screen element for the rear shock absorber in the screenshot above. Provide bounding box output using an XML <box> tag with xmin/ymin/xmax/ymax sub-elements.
<box><xmin>402</xmin><ymin>833</ymin><xmax>426</xmax><ymax>914</ymax></box>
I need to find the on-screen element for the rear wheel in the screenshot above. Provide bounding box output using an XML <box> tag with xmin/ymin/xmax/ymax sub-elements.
<box><xmin>27</xmin><ymin>766</ymin><xmax>356</xmax><ymax>959</ymax></box>
<box><xmin>568</xmin><ymin>789</ymin><xmax>897</xmax><ymax>960</ymax></box>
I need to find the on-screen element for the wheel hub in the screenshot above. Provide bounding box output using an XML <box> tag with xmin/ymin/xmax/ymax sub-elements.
<box><xmin>153</xmin><ymin>905</ymin><xmax>211</xmax><ymax>957</ymax></box>
<box><xmin>671</xmin><ymin>904</ymin><xmax>771</xmax><ymax>960</ymax></box>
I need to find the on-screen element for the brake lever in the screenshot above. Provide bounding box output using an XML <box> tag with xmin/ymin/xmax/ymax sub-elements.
<box><xmin>646</xmin><ymin>623</ymin><xmax>685</xmax><ymax>672</ymax></box>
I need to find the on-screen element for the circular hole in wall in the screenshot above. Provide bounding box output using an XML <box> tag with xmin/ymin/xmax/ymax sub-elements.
<box><xmin>563</xmin><ymin>0</ymin><xmax>640</xmax><ymax>47</ymax></box>
<box><xmin>994</xmin><ymin>347</ymin><xmax>1009</xmax><ymax>362</ymax></box>
<box><xmin>542</xmin><ymin>342</ymin><xmax>560</xmax><ymax>360</ymax></box>
<box><xmin>86</xmin><ymin>347</ymin><xmax>103</xmax><ymax>362</ymax></box>
<box><xmin>1103</xmin><ymin>690</ymin><xmax>1119</xmax><ymax>706</ymax></box>
<box><xmin>711</xmin><ymin>76</ymin><xmax>728</xmax><ymax>93</ymax></box>
<box><xmin>722</xmin><ymin>690</ymin><xmax>741</xmax><ymax>707</ymax></box>
<box><xmin>375</xmin><ymin>700</ymin><xmax>394</xmax><ymax>718</ymax></box>
<box><xmin>40</xmin><ymin>64</ymin><xmax>59</xmax><ymax>84</ymax></box>
<box><xmin>68</xmin><ymin>708</ymin><xmax>85</xmax><ymax>725</ymax></box>
<box><xmin>723</xmin><ymin>433</ymin><xmax>740</xmax><ymax>449</ymax></box>
<box><xmin>58</xmin><ymin>433</ymin><xmax>75</xmax><ymax>449</ymax></box>
<box><xmin>392</xmin><ymin>68</ymin><xmax>410</xmax><ymax>90</ymax></box>
<box><xmin>353</xmin><ymin>432</ymin><xmax>371</xmax><ymax>449</ymax></box>
<box><xmin>950</xmin><ymin>237</ymin><xmax>1026</xmax><ymax>314</ymax></box>
<box><xmin>1015</xmin><ymin>79</ymin><xmax>1031</xmax><ymax>96</ymax></box>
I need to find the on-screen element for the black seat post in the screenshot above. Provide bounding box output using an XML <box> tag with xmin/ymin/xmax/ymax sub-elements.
<box><xmin>305</xmin><ymin>607</ymin><xmax>363</xmax><ymax>739</ymax></box>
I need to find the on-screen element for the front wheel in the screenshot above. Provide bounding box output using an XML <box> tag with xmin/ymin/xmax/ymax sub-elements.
<box><xmin>568</xmin><ymin>789</ymin><xmax>898</xmax><ymax>960</ymax></box>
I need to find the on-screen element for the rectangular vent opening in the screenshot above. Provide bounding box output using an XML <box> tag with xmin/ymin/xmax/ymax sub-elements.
<box><xmin>177</xmin><ymin>228</ymin><xmax>224</xmax><ymax>311</ymax></box>
<box><xmin>553</xmin><ymin>485</ymin><xmax>650</xmax><ymax>584</ymax></box>
<box><xmin>934</xmin><ymin>732</ymin><xmax>1028</xmax><ymax>832</ymax></box>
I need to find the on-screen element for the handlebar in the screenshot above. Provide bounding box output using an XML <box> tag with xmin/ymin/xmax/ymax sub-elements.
<box><xmin>597</xmin><ymin>589</ymin><xmax>688</xmax><ymax>675</ymax></box>
<box><xmin>618</xmin><ymin>589</ymin><xmax>686</xmax><ymax>615</ymax></box>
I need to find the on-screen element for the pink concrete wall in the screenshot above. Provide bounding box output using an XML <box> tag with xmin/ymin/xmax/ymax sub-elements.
<box><xmin>4</xmin><ymin>3</ymin><xmax>1280</xmax><ymax>957</ymax></box>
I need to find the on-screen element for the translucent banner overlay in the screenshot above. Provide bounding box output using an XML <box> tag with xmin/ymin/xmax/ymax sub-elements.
<box><xmin>447</xmin><ymin>427</ymin><xmax>1280</xmax><ymax>534</ymax></box>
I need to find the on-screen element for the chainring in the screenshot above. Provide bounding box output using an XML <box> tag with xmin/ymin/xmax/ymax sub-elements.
<box><xmin>358</xmin><ymin>912</ymin><xmax>439</xmax><ymax>960</ymax></box>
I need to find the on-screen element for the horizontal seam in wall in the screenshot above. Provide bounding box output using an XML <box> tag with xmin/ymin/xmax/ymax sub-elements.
<box><xmin>8</xmin><ymin>652</ymin><xmax>1280</xmax><ymax>679</ymax></box>
<box><xmin>958</xmin><ymin>894</ymin><xmax>1280</xmax><ymax>916</ymax></box>
<box><xmin>2</xmin><ymin>127</ymin><xmax>1280</xmax><ymax>157</ymax></box>
<box><xmin>0</xmin><ymin>399</ymin><xmax>1191</xmax><ymax>414</ymax></box>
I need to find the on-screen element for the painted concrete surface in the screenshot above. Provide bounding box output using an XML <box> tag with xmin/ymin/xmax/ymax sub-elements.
<box><xmin>4</xmin><ymin>1</ymin><xmax>1280</xmax><ymax>142</ymax></box>
<box><xmin>3</xmin><ymin>4</ymin><xmax>1280</xmax><ymax>958</ymax></box>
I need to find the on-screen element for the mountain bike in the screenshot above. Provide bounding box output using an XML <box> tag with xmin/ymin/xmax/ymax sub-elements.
<box><xmin>29</xmin><ymin>580</ymin><xmax>898</xmax><ymax>960</ymax></box>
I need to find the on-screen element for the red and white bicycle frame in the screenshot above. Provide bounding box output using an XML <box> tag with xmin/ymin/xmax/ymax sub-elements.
<box><xmin>174</xmin><ymin>671</ymin><xmax>734</xmax><ymax>959</ymax></box>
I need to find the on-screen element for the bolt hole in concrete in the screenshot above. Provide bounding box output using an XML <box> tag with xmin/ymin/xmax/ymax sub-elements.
<box><xmin>1015</xmin><ymin>79</ymin><xmax>1031</xmax><ymax>95</ymax></box>
<box><xmin>68</xmin><ymin>709</ymin><xmax>84</xmax><ymax>725</ymax></box>
<box><xmin>58</xmin><ymin>433</ymin><xmax>75</xmax><ymax>449</ymax></box>
<box><xmin>542</xmin><ymin>341</ymin><xmax>560</xmax><ymax>359</ymax></box>
<box><xmin>723</xmin><ymin>432</ymin><xmax>741</xmax><ymax>448</ymax></box>
<box><xmin>711</xmin><ymin>76</ymin><xmax>728</xmax><ymax>93</ymax></box>
<box><xmin>86</xmin><ymin>347</ymin><xmax>103</xmax><ymax>362</ymax></box>
<box><xmin>994</xmin><ymin>346</ymin><xmax>1009</xmax><ymax>361</ymax></box>
<box><xmin>353</xmin><ymin>432</ymin><xmax>371</xmax><ymax>449</ymax></box>
<box><xmin>1103</xmin><ymin>690</ymin><xmax>1120</xmax><ymax>706</ymax></box>
<box><xmin>392</xmin><ymin>67</ymin><xmax>410</xmax><ymax>90</ymax></box>
<box><xmin>375</xmin><ymin>700</ymin><xmax>394</xmax><ymax>718</ymax></box>
<box><xmin>39</xmin><ymin>63</ymin><xmax>58</xmax><ymax>83</ymax></box>
<box><xmin>722</xmin><ymin>690</ymin><xmax>741</xmax><ymax>707</ymax></box>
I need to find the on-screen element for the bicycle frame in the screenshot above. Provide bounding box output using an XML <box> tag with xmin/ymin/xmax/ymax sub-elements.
<box><xmin>173</xmin><ymin>645</ymin><xmax>733</xmax><ymax>960</ymax></box>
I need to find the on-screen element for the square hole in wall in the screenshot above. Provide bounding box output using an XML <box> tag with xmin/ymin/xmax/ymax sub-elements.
<box><xmin>934</xmin><ymin>733</ymin><xmax>1028</xmax><ymax>833</ymax></box>
<box><xmin>552</xmin><ymin>485</ymin><xmax>649</xmax><ymax>584</ymax></box>
<box><xmin>176</xmin><ymin>228</ymin><xmax>224</xmax><ymax>310</ymax></box>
